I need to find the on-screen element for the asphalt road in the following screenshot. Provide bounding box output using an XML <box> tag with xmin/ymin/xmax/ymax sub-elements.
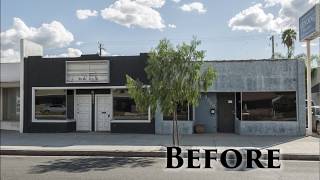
<box><xmin>1</xmin><ymin>156</ymin><xmax>319</xmax><ymax>180</ymax></box>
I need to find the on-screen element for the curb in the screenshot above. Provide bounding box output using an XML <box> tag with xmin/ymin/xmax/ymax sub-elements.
<box><xmin>1</xmin><ymin>150</ymin><xmax>319</xmax><ymax>161</ymax></box>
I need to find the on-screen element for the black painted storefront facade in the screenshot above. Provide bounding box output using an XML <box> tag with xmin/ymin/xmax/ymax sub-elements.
<box><xmin>23</xmin><ymin>53</ymin><xmax>155</xmax><ymax>133</ymax></box>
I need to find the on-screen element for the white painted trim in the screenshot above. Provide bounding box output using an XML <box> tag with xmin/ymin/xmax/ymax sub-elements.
<box><xmin>31</xmin><ymin>87</ymin><xmax>35</xmax><ymax>122</ymax></box>
<box><xmin>111</xmin><ymin>107</ymin><xmax>151</xmax><ymax>123</ymax></box>
<box><xmin>31</xmin><ymin>87</ymin><xmax>71</xmax><ymax>123</ymax></box>
<box><xmin>94</xmin><ymin>94</ymin><xmax>112</xmax><ymax>131</ymax></box>
<box><xmin>33</xmin><ymin>120</ymin><xmax>75</xmax><ymax>123</ymax></box>
<box><xmin>19</xmin><ymin>39</ymin><xmax>24</xmax><ymax>133</ymax></box>
<box><xmin>240</xmin><ymin>92</ymin><xmax>243</xmax><ymax>121</ymax></box>
<box><xmin>32</xmin><ymin>86</ymin><xmax>127</xmax><ymax>90</ymax></box>
<box><xmin>111</xmin><ymin>120</ymin><xmax>150</xmax><ymax>123</ymax></box>
<box><xmin>234</xmin><ymin>92</ymin><xmax>237</xmax><ymax>120</ymax></box>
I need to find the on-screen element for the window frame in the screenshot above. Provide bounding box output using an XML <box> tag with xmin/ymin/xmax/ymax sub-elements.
<box><xmin>32</xmin><ymin>87</ymin><xmax>75</xmax><ymax>123</ymax></box>
<box><xmin>111</xmin><ymin>89</ymin><xmax>151</xmax><ymax>123</ymax></box>
<box><xmin>239</xmin><ymin>91</ymin><xmax>298</xmax><ymax>122</ymax></box>
<box><xmin>65</xmin><ymin>60</ymin><xmax>110</xmax><ymax>84</ymax></box>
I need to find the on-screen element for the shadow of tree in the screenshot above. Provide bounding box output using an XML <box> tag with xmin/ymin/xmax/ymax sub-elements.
<box><xmin>29</xmin><ymin>157</ymin><xmax>156</xmax><ymax>174</ymax></box>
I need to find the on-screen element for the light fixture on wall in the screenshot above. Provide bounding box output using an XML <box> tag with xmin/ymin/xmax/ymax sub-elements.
<box><xmin>210</xmin><ymin>107</ymin><xmax>215</xmax><ymax>115</ymax></box>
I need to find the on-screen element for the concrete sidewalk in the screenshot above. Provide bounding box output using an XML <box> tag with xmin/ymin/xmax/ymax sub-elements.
<box><xmin>1</xmin><ymin>130</ymin><xmax>319</xmax><ymax>160</ymax></box>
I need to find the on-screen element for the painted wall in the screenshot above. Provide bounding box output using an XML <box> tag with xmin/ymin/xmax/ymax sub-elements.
<box><xmin>194</xmin><ymin>93</ymin><xmax>217</xmax><ymax>133</ymax></box>
<box><xmin>155</xmin><ymin>105</ymin><xmax>193</xmax><ymax>134</ymax></box>
<box><xmin>20</xmin><ymin>39</ymin><xmax>44</xmax><ymax>133</ymax></box>
<box><xmin>0</xmin><ymin>63</ymin><xmax>20</xmax><ymax>83</ymax></box>
<box><xmin>203</xmin><ymin>60</ymin><xmax>300</xmax><ymax>92</ymax></box>
<box><xmin>23</xmin><ymin>54</ymin><xmax>153</xmax><ymax>133</ymax></box>
<box><xmin>237</xmin><ymin>120</ymin><xmax>300</xmax><ymax>136</ymax></box>
<box><xmin>202</xmin><ymin>59</ymin><xmax>305</xmax><ymax>136</ymax></box>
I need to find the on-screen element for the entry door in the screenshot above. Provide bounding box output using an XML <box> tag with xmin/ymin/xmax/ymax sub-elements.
<box><xmin>217</xmin><ymin>93</ymin><xmax>235</xmax><ymax>133</ymax></box>
<box><xmin>76</xmin><ymin>95</ymin><xmax>92</xmax><ymax>131</ymax></box>
<box><xmin>95</xmin><ymin>95</ymin><xmax>112</xmax><ymax>131</ymax></box>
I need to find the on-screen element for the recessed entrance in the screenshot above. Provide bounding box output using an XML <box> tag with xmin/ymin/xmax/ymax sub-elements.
<box><xmin>95</xmin><ymin>94</ymin><xmax>112</xmax><ymax>131</ymax></box>
<box><xmin>217</xmin><ymin>93</ymin><xmax>235</xmax><ymax>133</ymax></box>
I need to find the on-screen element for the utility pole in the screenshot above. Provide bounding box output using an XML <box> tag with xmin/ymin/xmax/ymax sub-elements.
<box><xmin>306</xmin><ymin>40</ymin><xmax>312</xmax><ymax>135</ymax></box>
<box><xmin>98</xmin><ymin>41</ymin><xmax>105</xmax><ymax>56</ymax></box>
<box><xmin>270</xmin><ymin>35</ymin><xmax>275</xmax><ymax>59</ymax></box>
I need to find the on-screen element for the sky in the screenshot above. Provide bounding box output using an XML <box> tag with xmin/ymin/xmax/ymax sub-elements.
<box><xmin>1</xmin><ymin>0</ymin><xmax>320</xmax><ymax>64</ymax></box>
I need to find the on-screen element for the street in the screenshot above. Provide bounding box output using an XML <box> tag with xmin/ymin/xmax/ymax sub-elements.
<box><xmin>1</xmin><ymin>156</ymin><xmax>319</xmax><ymax>180</ymax></box>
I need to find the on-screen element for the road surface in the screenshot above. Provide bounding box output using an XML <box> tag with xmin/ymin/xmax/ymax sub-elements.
<box><xmin>1</xmin><ymin>156</ymin><xmax>319</xmax><ymax>180</ymax></box>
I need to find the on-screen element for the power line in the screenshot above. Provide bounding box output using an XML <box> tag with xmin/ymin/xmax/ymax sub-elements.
<box><xmin>270</xmin><ymin>35</ymin><xmax>275</xmax><ymax>59</ymax></box>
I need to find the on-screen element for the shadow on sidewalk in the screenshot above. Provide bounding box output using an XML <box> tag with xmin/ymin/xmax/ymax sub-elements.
<box><xmin>29</xmin><ymin>157</ymin><xmax>156</xmax><ymax>173</ymax></box>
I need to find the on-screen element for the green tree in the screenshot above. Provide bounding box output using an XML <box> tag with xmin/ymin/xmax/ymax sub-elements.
<box><xmin>126</xmin><ymin>38</ymin><xmax>216</xmax><ymax>146</ymax></box>
<box><xmin>295</xmin><ymin>53</ymin><xmax>319</xmax><ymax>78</ymax></box>
<box><xmin>281</xmin><ymin>29</ymin><xmax>297</xmax><ymax>59</ymax></box>
<box><xmin>274</xmin><ymin>52</ymin><xmax>286</xmax><ymax>59</ymax></box>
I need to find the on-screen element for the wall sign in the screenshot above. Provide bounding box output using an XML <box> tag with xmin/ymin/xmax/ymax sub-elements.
<box><xmin>299</xmin><ymin>4</ymin><xmax>320</xmax><ymax>41</ymax></box>
<box><xmin>66</xmin><ymin>60</ymin><xmax>110</xmax><ymax>83</ymax></box>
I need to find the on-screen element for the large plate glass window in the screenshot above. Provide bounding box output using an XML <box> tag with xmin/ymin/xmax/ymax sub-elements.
<box><xmin>113</xmin><ymin>89</ymin><xmax>149</xmax><ymax>121</ymax></box>
<box><xmin>35</xmin><ymin>90</ymin><xmax>67</xmax><ymax>120</ymax></box>
<box><xmin>241</xmin><ymin>92</ymin><xmax>297</xmax><ymax>121</ymax></box>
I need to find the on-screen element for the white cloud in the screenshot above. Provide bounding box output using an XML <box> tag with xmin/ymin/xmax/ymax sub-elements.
<box><xmin>228</xmin><ymin>4</ymin><xmax>280</xmax><ymax>32</ymax></box>
<box><xmin>45</xmin><ymin>48</ymin><xmax>82</xmax><ymax>58</ymax></box>
<box><xmin>180</xmin><ymin>2</ymin><xmax>207</xmax><ymax>14</ymax></box>
<box><xmin>75</xmin><ymin>41</ymin><xmax>84</xmax><ymax>46</ymax></box>
<box><xmin>76</xmin><ymin>9</ymin><xmax>98</xmax><ymax>20</ymax></box>
<box><xmin>1</xmin><ymin>17</ymin><xmax>74</xmax><ymax>63</ymax></box>
<box><xmin>0</xmin><ymin>48</ymin><xmax>20</xmax><ymax>63</ymax></box>
<box><xmin>168</xmin><ymin>24</ymin><xmax>176</xmax><ymax>28</ymax></box>
<box><xmin>100</xmin><ymin>0</ymin><xmax>165</xmax><ymax>30</ymax></box>
<box><xmin>135</xmin><ymin>0</ymin><xmax>165</xmax><ymax>8</ymax></box>
<box><xmin>171</xmin><ymin>0</ymin><xmax>181</xmax><ymax>3</ymax></box>
<box><xmin>229</xmin><ymin>0</ymin><xmax>317</xmax><ymax>33</ymax></box>
<box><xmin>1</xmin><ymin>17</ymin><xmax>74</xmax><ymax>49</ymax></box>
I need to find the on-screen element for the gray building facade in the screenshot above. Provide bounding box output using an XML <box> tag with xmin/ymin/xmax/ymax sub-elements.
<box><xmin>156</xmin><ymin>59</ymin><xmax>306</xmax><ymax>136</ymax></box>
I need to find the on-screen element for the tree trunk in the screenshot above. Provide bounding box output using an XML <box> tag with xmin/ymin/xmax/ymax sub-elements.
<box><xmin>173</xmin><ymin>109</ymin><xmax>180</xmax><ymax>146</ymax></box>
<box><xmin>172</xmin><ymin>110</ymin><xmax>176</xmax><ymax>146</ymax></box>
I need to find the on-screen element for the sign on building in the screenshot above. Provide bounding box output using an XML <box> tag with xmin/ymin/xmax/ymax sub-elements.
<box><xmin>66</xmin><ymin>60</ymin><xmax>110</xmax><ymax>83</ymax></box>
<box><xmin>299</xmin><ymin>4</ymin><xmax>320</xmax><ymax>41</ymax></box>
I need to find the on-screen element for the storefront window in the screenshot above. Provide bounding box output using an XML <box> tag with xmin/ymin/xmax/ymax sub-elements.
<box><xmin>2</xmin><ymin>88</ymin><xmax>20</xmax><ymax>121</ymax></box>
<box><xmin>113</xmin><ymin>89</ymin><xmax>149</xmax><ymax>120</ymax></box>
<box><xmin>35</xmin><ymin>90</ymin><xmax>66</xmax><ymax>120</ymax></box>
<box><xmin>163</xmin><ymin>102</ymin><xmax>192</xmax><ymax>121</ymax></box>
<box><xmin>241</xmin><ymin>92</ymin><xmax>296</xmax><ymax>121</ymax></box>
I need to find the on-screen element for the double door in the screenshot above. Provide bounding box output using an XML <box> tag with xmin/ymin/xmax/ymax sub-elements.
<box><xmin>76</xmin><ymin>94</ymin><xmax>112</xmax><ymax>131</ymax></box>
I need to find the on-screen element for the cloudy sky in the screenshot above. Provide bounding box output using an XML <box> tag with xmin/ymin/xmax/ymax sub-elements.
<box><xmin>1</xmin><ymin>0</ymin><xmax>320</xmax><ymax>63</ymax></box>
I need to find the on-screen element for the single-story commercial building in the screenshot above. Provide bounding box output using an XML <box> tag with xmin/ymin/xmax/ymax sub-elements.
<box><xmin>0</xmin><ymin>40</ymin><xmax>306</xmax><ymax>136</ymax></box>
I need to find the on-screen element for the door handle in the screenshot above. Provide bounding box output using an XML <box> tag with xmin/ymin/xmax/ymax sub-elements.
<box><xmin>101</xmin><ymin>112</ymin><xmax>106</xmax><ymax>114</ymax></box>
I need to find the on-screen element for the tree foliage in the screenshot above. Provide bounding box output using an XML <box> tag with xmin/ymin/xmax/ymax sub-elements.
<box><xmin>126</xmin><ymin>38</ymin><xmax>216</xmax><ymax>145</ymax></box>
<box><xmin>281</xmin><ymin>29</ymin><xmax>297</xmax><ymax>59</ymax></box>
